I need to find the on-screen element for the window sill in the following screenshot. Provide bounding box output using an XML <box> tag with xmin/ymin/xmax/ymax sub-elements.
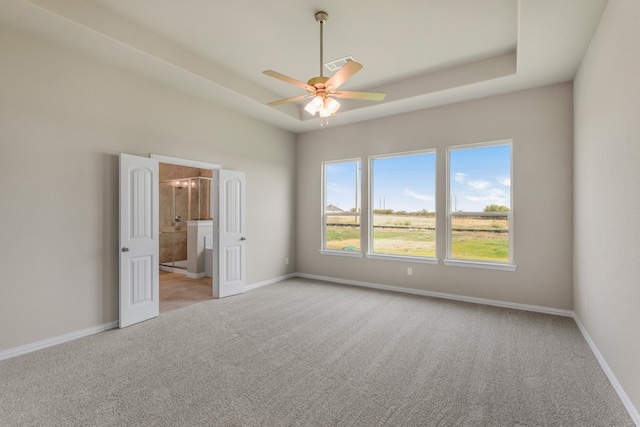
<box><xmin>320</xmin><ymin>249</ymin><xmax>363</xmax><ymax>258</ymax></box>
<box><xmin>444</xmin><ymin>259</ymin><xmax>517</xmax><ymax>271</ymax></box>
<box><xmin>366</xmin><ymin>253</ymin><xmax>438</xmax><ymax>264</ymax></box>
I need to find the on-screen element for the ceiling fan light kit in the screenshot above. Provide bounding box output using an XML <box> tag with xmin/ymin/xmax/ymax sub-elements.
<box><xmin>263</xmin><ymin>10</ymin><xmax>386</xmax><ymax>126</ymax></box>
<box><xmin>304</xmin><ymin>95</ymin><xmax>340</xmax><ymax>117</ymax></box>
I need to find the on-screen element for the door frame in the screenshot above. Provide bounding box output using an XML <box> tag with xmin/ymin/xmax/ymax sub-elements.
<box><xmin>151</xmin><ymin>154</ymin><xmax>221</xmax><ymax>175</ymax></box>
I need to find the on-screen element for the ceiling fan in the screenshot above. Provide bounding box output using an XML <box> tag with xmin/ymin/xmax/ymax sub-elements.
<box><xmin>263</xmin><ymin>11</ymin><xmax>386</xmax><ymax>123</ymax></box>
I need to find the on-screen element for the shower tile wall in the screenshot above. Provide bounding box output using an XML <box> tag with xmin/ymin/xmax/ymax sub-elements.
<box><xmin>160</xmin><ymin>164</ymin><xmax>212</xmax><ymax>181</ymax></box>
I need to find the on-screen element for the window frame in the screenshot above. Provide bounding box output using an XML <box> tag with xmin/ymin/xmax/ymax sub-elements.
<box><xmin>320</xmin><ymin>158</ymin><xmax>363</xmax><ymax>258</ymax></box>
<box><xmin>444</xmin><ymin>140</ymin><xmax>516</xmax><ymax>271</ymax></box>
<box><xmin>366</xmin><ymin>149</ymin><xmax>438</xmax><ymax>264</ymax></box>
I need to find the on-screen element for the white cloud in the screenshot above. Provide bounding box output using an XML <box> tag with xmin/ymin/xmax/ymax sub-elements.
<box><xmin>468</xmin><ymin>180</ymin><xmax>491</xmax><ymax>190</ymax></box>
<box><xmin>403</xmin><ymin>189</ymin><xmax>434</xmax><ymax>201</ymax></box>
<box><xmin>497</xmin><ymin>176</ymin><xmax>511</xmax><ymax>186</ymax></box>
<box><xmin>454</xmin><ymin>173</ymin><xmax>467</xmax><ymax>183</ymax></box>
<box><xmin>466</xmin><ymin>189</ymin><xmax>509</xmax><ymax>205</ymax></box>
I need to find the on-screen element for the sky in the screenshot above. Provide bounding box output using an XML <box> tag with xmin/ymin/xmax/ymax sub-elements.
<box><xmin>325</xmin><ymin>161</ymin><xmax>360</xmax><ymax>211</ymax></box>
<box><xmin>450</xmin><ymin>144</ymin><xmax>511</xmax><ymax>212</ymax></box>
<box><xmin>372</xmin><ymin>153</ymin><xmax>435</xmax><ymax>212</ymax></box>
<box><xmin>325</xmin><ymin>144</ymin><xmax>510</xmax><ymax>213</ymax></box>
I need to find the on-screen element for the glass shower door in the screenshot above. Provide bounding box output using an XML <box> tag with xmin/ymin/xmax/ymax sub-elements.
<box><xmin>159</xmin><ymin>181</ymin><xmax>188</xmax><ymax>270</ymax></box>
<box><xmin>159</xmin><ymin>182</ymin><xmax>176</xmax><ymax>269</ymax></box>
<box><xmin>159</xmin><ymin>177</ymin><xmax>212</xmax><ymax>272</ymax></box>
<box><xmin>172</xmin><ymin>184</ymin><xmax>188</xmax><ymax>269</ymax></box>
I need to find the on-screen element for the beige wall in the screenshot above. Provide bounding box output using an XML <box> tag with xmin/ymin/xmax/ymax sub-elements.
<box><xmin>297</xmin><ymin>83</ymin><xmax>574</xmax><ymax>310</ymax></box>
<box><xmin>0</xmin><ymin>28</ymin><xmax>296</xmax><ymax>352</ymax></box>
<box><xmin>574</xmin><ymin>0</ymin><xmax>640</xmax><ymax>414</ymax></box>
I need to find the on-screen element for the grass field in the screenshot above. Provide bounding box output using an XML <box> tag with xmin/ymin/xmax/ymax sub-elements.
<box><xmin>325</xmin><ymin>214</ymin><xmax>509</xmax><ymax>261</ymax></box>
<box><xmin>450</xmin><ymin>215</ymin><xmax>508</xmax><ymax>261</ymax></box>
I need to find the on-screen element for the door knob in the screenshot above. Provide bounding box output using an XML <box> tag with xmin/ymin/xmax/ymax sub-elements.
<box><xmin>121</xmin><ymin>247</ymin><xmax>130</xmax><ymax>252</ymax></box>
<box><xmin>240</xmin><ymin>237</ymin><xmax>246</xmax><ymax>241</ymax></box>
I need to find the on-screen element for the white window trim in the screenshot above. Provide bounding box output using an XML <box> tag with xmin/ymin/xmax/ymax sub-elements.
<box><xmin>367</xmin><ymin>149</ymin><xmax>437</xmax><ymax>261</ymax></box>
<box><xmin>321</xmin><ymin>158</ymin><xmax>362</xmax><ymax>254</ymax></box>
<box><xmin>445</xmin><ymin>139</ymin><xmax>516</xmax><ymax>270</ymax></box>
<box><xmin>366</xmin><ymin>253</ymin><xmax>438</xmax><ymax>264</ymax></box>
<box><xmin>320</xmin><ymin>249</ymin><xmax>363</xmax><ymax>258</ymax></box>
<box><xmin>443</xmin><ymin>259</ymin><xmax>516</xmax><ymax>271</ymax></box>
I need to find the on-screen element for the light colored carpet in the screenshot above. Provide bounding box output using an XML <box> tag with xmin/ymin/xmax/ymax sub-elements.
<box><xmin>0</xmin><ymin>278</ymin><xmax>633</xmax><ymax>426</ymax></box>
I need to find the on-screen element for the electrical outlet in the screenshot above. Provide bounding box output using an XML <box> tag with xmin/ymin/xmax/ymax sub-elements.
<box><xmin>285</xmin><ymin>257</ymin><xmax>289</xmax><ymax>265</ymax></box>
<box><xmin>407</xmin><ymin>267</ymin><xmax>412</xmax><ymax>276</ymax></box>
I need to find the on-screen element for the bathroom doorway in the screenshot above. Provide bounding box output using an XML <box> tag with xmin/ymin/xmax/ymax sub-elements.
<box><xmin>159</xmin><ymin>166</ymin><xmax>212</xmax><ymax>274</ymax></box>
<box><xmin>119</xmin><ymin>153</ymin><xmax>246</xmax><ymax>327</ymax></box>
<box><xmin>158</xmin><ymin>161</ymin><xmax>214</xmax><ymax>313</ymax></box>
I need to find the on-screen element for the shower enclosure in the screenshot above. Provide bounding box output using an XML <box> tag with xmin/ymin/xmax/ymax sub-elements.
<box><xmin>159</xmin><ymin>177</ymin><xmax>212</xmax><ymax>271</ymax></box>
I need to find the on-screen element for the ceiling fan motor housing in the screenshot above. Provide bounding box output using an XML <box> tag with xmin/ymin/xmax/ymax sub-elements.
<box><xmin>307</xmin><ymin>76</ymin><xmax>329</xmax><ymax>88</ymax></box>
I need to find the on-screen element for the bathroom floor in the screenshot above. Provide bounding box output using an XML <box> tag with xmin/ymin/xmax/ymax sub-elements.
<box><xmin>159</xmin><ymin>271</ymin><xmax>213</xmax><ymax>313</ymax></box>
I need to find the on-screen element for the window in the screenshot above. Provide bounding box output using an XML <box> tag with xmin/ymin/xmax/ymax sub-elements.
<box><xmin>446</xmin><ymin>141</ymin><xmax>514</xmax><ymax>270</ymax></box>
<box><xmin>322</xmin><ymin>159</ymin><xmax>361</xmax><ymax>256</ymax></box>
<box><xmin>369</xmin><ymin>151</ymin><xmax>436</xmax><ymax>261</ymax></box>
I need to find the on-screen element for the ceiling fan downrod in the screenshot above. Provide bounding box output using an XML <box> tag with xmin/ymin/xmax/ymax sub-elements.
<box><xmin>315</xmin><ymin>11</ymin><xmax>328</xmax><ymax>78</ymax></box>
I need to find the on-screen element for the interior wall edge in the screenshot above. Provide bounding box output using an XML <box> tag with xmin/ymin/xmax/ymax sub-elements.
<box><xmin>572</xmin><ymin>0</ymin><xmax>640</xmax><ymax>417</ymax></box>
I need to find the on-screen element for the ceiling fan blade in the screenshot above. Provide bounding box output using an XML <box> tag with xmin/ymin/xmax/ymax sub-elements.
<box><xmin>325</xmin><ymin>61</ymin><xmax>363</xmax><ymax>90</ymax></box>
<box><xmin>267</xmin><ymin>94</ymin><xmax>311</xmax><ymax>107</ymax></box>
<box><xmin>263</xmin><ymin>70</ymin><xmax>314</xmax><ymax>92</ymax></box>
<box><xmin>333</xmin><ymin>90</ymin><xmax>386</xmax><ymax>101</ymax></box>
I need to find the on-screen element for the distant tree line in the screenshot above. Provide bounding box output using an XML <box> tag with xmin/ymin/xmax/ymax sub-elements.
<box><xmin>483</xmin><ymin>205</ymin><xmax>510</xmax><ymax>212</ymax></box>
<box><xmin>347</xmin><ymin>206</ymin><xmax>508</xmax><ymax>215</ymax></box>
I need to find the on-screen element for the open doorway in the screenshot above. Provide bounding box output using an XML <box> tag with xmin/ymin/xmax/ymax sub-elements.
<box><xmin>158</xmin><ymin>161</ymin><xmax>214</xmax><ymax>313</ymax></box>
<box><xmin>119</xmin><ymin>153</ymin><xmax>245</xmax><ymax>328</ymax></box>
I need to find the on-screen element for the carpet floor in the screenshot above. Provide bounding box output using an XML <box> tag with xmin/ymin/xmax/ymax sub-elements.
<box><xmin>0</xmin><ymin>278</ymin><xmax>633</xmax><ymax>426</ymax></box>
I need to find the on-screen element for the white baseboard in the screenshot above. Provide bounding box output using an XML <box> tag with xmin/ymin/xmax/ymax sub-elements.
<box><xmin>186</xmin><ymin>272</ymin><xmax>206</xmax><ymax>279</ymax></box>
<box><xmin>246</xmin><ymin>273</ymin><xmax>296</xmax><ymax>291</ymax></box>
<box><xmin>0</xmin><ymin>321</ymin><xmax>119</xmax><ymax>362</ymax></box>
<box><xmin>159</xmin><ymin>265</ymin><xmax>188</xmax><ymax>275</ymax></box>
<box><xmin>294</xmin><ymin>273</ymin><xmax>574</xmax><ymax>317</ymax></box>
<box><xmin>573</xmin><ymin>316</ymin><xmax>640</xmax><ymax>426</ymax></box>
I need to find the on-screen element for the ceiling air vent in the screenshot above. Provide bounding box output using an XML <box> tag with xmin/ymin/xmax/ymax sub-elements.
<box><xmin>324</xmin><ymin>56</ymin><xmax>355</xmax><ymax>72</ymax></box>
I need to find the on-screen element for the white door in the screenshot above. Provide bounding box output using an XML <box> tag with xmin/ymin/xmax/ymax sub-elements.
<box><xmin>119</xmin><ymin>154</ymin><xmax>159</xmax><ymax>328</ymax></box>
<box><xmin>214</xmin><ymin>169</ymin><xmax>246</xmax><ymax>298</ymax></box>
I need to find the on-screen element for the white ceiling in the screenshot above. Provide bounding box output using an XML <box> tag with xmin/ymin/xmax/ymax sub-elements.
<box><xmin>1</xmin><ymin>0</ymin><xmax>608</xmax><ymax>133</ymax></box>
